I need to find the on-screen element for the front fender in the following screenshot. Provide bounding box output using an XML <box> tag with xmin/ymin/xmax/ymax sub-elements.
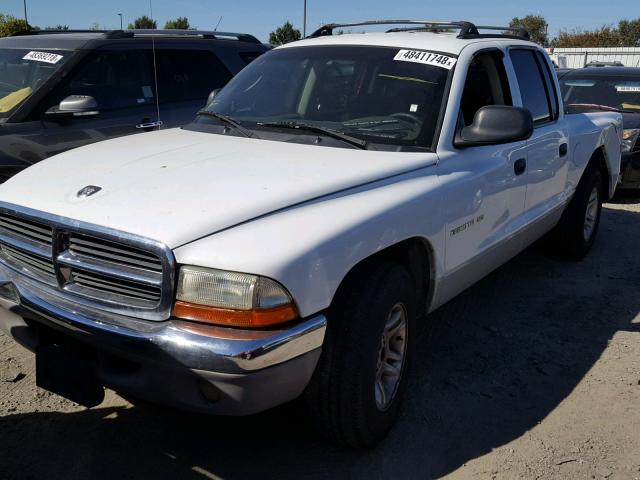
<box><xmin>173</xmin><ymin>168</ymin><xmax>444</xmax><ymax>318</ymax></box>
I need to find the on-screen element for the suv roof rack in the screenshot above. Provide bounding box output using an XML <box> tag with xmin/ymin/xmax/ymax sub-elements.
<box><xmin>308</xmin><ymin>20</ymin><xmax>530</xmax><ymax>41</ymax></box>
<box><xmin>10</xmin><ymin>29</ymin><xmax>262</xmax><ymax>44</ymax></box>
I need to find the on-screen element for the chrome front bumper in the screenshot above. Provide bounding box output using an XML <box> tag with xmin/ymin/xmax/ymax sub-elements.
<box><xmin>0</xmin><ymin>263</ymin><xmax>326</xmax><ymax>414</ymax></box>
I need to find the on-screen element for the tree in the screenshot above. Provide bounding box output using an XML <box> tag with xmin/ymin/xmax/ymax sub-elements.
<box><xmin>44</xmin><ymin>25</ymin><xmax>69</xmax><ymax>31</ymax></box>
<box><xmin>509</xmin><ymin>15</ymin><xmax>549</xmax><ymax>46</ymax></box>
<box><xmin>552</xmin><ymin>26</ymin><xmax>621</xmax><ymax>48</ymax></box>
<box><xmin>89</xmin><ymin>22</ymin><xmax>101</xmax><ymax>31</ymax></box>
<box><xmin>0</xmin><ymin>14</ymin><xmax>32</xmax><ymax>37</ymax></box>
<box><xmin>617</xmin><ymin>18</ymin><xmax>640</xmax><ymax>47</ymax></box>
<box><xmin>268</xmin><ymin>21</ymin><xmax>301</xmax><ymax>45</ymax></box>
<box><xmin>164</xmin><ymin>17</ymin><xmax>190</xmax><ymax>30</ymax></box>
<box><xmin>128</xmin><ymin>16</ymin><xmax>157</xmax><ymax>29</ymax></box>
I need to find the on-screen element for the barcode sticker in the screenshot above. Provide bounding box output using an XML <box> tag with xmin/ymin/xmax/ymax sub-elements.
<box><xmin>23</xmin><ymin>51</ymin><xmax>63</xmax><ymax>64</ymax></box>
<box><xmin>616</xmin><ymin>85</ymin><xmax>640</xmax><ymax>92</ymax></box>
<box><xmin>394</xmin><ymin>50</ymin><xmax>456</xmax><ymax>70</ymax></box>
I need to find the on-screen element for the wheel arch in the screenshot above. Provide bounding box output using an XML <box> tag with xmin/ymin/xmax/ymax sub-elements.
<box><xmin>586</xmin><ymin>146</ymin><xmax>612</xmax><ymax>198</ymax></box>
<box><xmin>330</xmin><ymin>236</ymin><xmax>436</xmax><ymax>317</ymax></box>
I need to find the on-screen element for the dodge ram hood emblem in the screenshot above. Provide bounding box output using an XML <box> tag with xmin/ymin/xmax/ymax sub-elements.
<box><xmin>77</xmin><ymin>185</ymin><xmax>102</xmax><ymax>198</ymax></box>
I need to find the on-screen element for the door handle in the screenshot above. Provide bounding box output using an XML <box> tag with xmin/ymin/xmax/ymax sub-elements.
<box><xmin>559</xmin><ymin>143</ymin><xmax>568</xmax><ymax>157</ymax></box>
<box><xmin>514</xmin><ymin>158</ymin><xmax>526</xmax><ymax>176</ymax></box>
<box><xmin>136</xmin><ymin>120</ymin><xmax>163</xmax><ymax>130</ymax></box>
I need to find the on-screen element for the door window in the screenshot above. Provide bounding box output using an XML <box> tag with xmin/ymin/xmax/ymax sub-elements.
<box><xmin>58</xmin><ymin>50</ymin><xmax>155</xmax><ymax>111</ymax></box>
<box><xmin>509</xmin><ymin>49</ymin><xmax>555</xmax><ymax>125</ymax></box>
<box><xmin>156</xmin><ymin>49</ymin><xmax>232</xmax><ymax>104</ymax></box>
<box><xmin>459</xmin><ymin>51</ymin><xmax>512</xmax><ymax>127</ymax></box>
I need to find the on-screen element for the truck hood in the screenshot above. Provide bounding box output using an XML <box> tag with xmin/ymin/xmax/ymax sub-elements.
<box><xmin>0</xmin><ymin>128</ymin><xmax>438</xmax><ymax>248</ymax></box>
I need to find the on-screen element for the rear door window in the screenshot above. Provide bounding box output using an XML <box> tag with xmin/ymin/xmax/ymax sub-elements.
<box><xmin>509</xmin><ymin>49</ymin><xmax>554</xmax><ymax>125</ymax></box>
<box><xmin>155</xmin><ymin>49</ymin><xmax>232</xmax><ymax>104</ymax></box>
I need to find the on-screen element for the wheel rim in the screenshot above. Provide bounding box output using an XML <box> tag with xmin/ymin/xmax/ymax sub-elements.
<box><xmin>375</xmin><ymin>302</ymin><xmax>408</xmax><ymax>411</ymax></box>
<box><xmin>583</xmin><ymin>186</ymin><xmax>599</xmax><ymax>242</ymax></box>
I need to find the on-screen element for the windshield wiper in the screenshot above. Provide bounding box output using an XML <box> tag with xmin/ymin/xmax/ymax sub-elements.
<box><xmin>565</xmin><ymin>103</ymin><xmax>625</xmax><ymax>113</ymax></box>
<box><xmin>257</xmin><ymin>121</ymin><xmax>368</xmax><ymax>150</ymax></box>
<box><xmin>196</xmin><ymin>110</ymin><xmax>257</xmax><ymax>138</ymax></box>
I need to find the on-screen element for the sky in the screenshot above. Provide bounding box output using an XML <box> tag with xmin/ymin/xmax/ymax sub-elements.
<box><xmin>1</xmin><ymin>0</ymin><xmax>638</xmax><ymax>43</ymax></box>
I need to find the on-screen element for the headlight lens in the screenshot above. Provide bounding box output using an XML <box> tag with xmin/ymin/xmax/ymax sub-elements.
<box><xmin>174</xmin><ymin>266</ymin><xmax>297</xmax><ymax>328</ymax></box>
<box><xmin>622</xmin><ymin>129</ymin><xmax>640</xmax><ymax>153</ymax></box>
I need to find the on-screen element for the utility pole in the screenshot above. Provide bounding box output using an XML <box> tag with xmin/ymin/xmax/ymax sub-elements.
<box><xmin>117</xmin><ymin>13</ymin><xmax>123</xmax><ymax>30</ymax></box>
<box><xmin>303</xmin><ymin>0</ymin><xmax>307</xmax><ymax>37</ymax></box>
<box><xmin>23</xmin><ymin>0</ymin><xmax>28</xmax><ymax>26</ymax></box>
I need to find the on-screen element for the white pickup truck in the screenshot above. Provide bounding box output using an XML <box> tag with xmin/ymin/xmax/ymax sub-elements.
<box><xmin>0</xmin><ymin>20</ymin><xmax>622</xmax><ymax>448</ymax></box>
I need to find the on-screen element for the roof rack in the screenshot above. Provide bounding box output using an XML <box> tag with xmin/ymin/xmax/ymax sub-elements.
<box><xmin>9</xmin><ymin>29</ymin><xmax>262</xmax><ymax>44</ymax></box>
<box><xmin>308</xmin><ymin>20</ymin><xmax>530</xmax><ymax>41</ymax></box>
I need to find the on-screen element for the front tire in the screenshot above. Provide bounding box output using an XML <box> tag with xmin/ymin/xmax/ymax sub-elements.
<box><xmin>305</xmin><ymin>261</ymin><xmax>417</xmax><ymax>448</ymax></box>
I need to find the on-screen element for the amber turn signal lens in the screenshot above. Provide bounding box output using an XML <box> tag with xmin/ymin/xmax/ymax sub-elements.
<box><xmin>173</xmin><ymin>301</ymin><xmax>298</xmax><ymax>328</ymax></box>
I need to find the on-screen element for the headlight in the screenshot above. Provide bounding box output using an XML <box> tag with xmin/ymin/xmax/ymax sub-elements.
<box><xmin>622</xmin><ymin>129</ymin><xmax>640</xmax><ymax>153</ymax></box>
<box><xmin>173</xmin><ymin>266</ymin><xmax>297</xmax><ymax>328</ymax></box>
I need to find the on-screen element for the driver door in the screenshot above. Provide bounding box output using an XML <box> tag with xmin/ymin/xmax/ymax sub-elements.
<box><xmin>441</xmin><ymin>50</ymin><xmax>529</xmax><ymax>281</ymax></box>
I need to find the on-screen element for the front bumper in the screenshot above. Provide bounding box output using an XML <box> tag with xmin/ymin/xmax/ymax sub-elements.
<box><xmin>0</xmin><ymin>264</ymin><xmax>326</xmax><ymax>415</ymax></box>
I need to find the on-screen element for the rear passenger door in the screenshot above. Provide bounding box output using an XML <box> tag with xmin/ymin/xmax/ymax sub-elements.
<box><xmin>154</xmin><ymin>48</ymin><xmax>233</xmax><ymax>128</ymax></box>
<box><xmin>508</xmin><ymin>49</ymin><xmax>569</xmax><ymax>217</ymax></box>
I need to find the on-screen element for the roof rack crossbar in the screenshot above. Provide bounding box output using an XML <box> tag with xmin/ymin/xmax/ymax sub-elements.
<box><xmin>308</xmin><ymin>20</ymin><xmax>529</xmax><ymax>40</ymax></box>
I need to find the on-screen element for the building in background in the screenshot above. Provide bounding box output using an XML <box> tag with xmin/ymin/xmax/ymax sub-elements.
<box><xmin>548</xmin><ymin>47</ymin><xmax>640</xmax><ymax>68</ymax></box>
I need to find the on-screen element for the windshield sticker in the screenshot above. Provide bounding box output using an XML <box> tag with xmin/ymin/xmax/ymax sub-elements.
<box><xmin>616</xmin><ymin>84</ymin><xmax>640</xmax><ymax>93</ymax></box>
<box><xmin>394</xmin><ymin>50</ymin><xmax>456</xmax><ymax>70</ymax></box>
<box><xmin>22</xmin><ymin>51</ymin><xmax>63</xmax><ymax>64</ymax></box>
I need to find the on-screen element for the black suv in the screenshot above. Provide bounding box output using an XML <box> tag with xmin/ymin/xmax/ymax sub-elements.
<box><xmin>0</xmin><ymin>29</ymin><xmax>268</xmax><ymax>181</ymax></box>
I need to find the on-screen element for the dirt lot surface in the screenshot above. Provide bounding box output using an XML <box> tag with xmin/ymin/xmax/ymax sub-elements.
<box><xmin>1</xmin><ymin>199</ymin><xmax>639</xmax><ymax>480</ymax></box>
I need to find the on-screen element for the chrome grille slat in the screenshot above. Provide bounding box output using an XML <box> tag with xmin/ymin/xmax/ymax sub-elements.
<box><xmin>68</xmin><ymin>234</ymin><xmax>162</xmax><ymax>272</ymax></box>
<box><xmin>0</xmin><ymin>207</ymin><xmax>173</xmax><ymax>320</ymax></box>
<box><xmin>70</xmin><ymin>270</ymin><xmax>161</xmax><ymax>301</ymax></box>
<box><xmin>56</xmin><ymin>251</ymin><xmax>162</xmax><ymax>286</ymax></box>
<box><xmin>0</xmin><ymin>215</ymin><xmax>53</xmax><ymax>246</ymax></box>
<box><xmin>0</xmin><ymin>244</ymin><xmax>56</xmax><ymax>281</ymax></box>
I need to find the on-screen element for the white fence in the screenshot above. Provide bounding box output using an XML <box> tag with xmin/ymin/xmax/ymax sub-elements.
<box><xmin>547</xmin><ymin>47</ymin><xmax>640</xmax><ymax>68</ymax></box>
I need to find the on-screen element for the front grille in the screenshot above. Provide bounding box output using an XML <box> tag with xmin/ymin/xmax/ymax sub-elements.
<box><xmin>68</xmin><ymin>233</ymin><xmax>163</xmax><ymax>273</ymax></box>
<box><xmin>0</xmin><ymin>244</ymin><xmax>56</xmax><ymax>282</ymax></box>
<box><xmin>69</xmin><ymin>268</ymin><xmax>162</xmax><ymax>304</ymax></box>
<box><xmin>0</xmin><ymin>214</ymin><xmax>52</xmax><ymax>248</ymax></box>
<box><xmin>0</xmin><ymin>208</ymin><xmax>173</xmax><ymax>320</ymax></box>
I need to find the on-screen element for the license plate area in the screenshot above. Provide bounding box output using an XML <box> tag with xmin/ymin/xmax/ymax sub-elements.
<box><xmin>36</xmin><ymin>343</ymin><xmax>104</xmax><ymax>407</ymax></box>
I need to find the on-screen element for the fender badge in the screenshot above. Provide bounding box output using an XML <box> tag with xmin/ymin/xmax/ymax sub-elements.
<box><xmin>77</xmin><ymin>185</ymin><xmax>102</xmax><ymax>198</ymax></box>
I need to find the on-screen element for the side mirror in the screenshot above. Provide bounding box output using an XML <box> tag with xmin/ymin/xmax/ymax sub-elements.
<box><xmin>45</xmin><ymin>95</ymin><xmax>100</xmax><ymax>120</ymax></box>
<box><xmin>205</xmin><ymin>88</ymin><xmax>222</xmax><ymax>107</ymax></box>
<box><xmin>454</xmin><ymin>106</ymin><xmax>533</xmax><ymax>148</ymax></box>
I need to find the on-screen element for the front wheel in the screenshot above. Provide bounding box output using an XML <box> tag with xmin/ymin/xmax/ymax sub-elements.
<box><xmin>305</xmin><ymin>261</ymin><xmax>417</xmax><ymax>448</ymax></box>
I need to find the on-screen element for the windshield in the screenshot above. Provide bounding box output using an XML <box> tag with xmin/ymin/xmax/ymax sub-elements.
<box><xmin>0</xmin><ymin>48</ymin><xmax>71</xmax><ymax>119</ymax></box>
<box><xmin>200</xmin><ymin>46</ymin><xmax>453</xmax><ymax>149</ymax></box>
<box><xmin>560</xmin><ymin>75</ymin><xmax>640</xmax><ymax>113</ymax></box>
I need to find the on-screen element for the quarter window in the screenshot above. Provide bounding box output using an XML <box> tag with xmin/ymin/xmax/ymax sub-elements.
<box><xmin>156</xmin><ymin>50</ymin><xmax>232</xmax><ymax>104</ymax></box>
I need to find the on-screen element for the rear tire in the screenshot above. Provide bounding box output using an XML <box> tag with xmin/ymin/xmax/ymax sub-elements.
<box><xmin>546</xmin><ymin>165</ymin><xmax>604</xmax><ymax>260</ymax></box>
<box><xmin>305</xmin><ymin>261</ymin><xmax>417</xmax><ymax>449</ymax></box>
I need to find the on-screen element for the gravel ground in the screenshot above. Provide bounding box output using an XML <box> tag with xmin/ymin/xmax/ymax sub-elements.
<box><xmin>1</xmin><ymin>199</ymin><xmax>639</xmax><ymax>480</ymax></box>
